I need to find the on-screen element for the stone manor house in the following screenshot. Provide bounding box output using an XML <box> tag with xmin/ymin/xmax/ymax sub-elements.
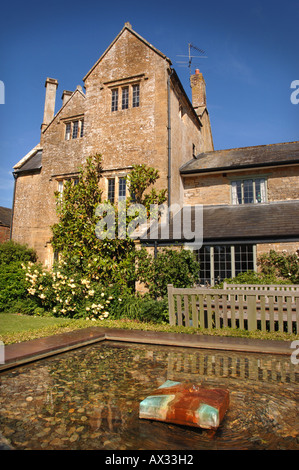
<box><xmin>11</xmin><ymin>23</ymin><xmax>299</xmax><ymax>285</ymax></box>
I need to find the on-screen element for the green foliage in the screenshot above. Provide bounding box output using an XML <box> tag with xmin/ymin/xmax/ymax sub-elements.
<box><xmin>136</xmin><ymin>247</ymin><xmax>200</xmax><ymax>299</ymax></box>
<box><xmin>258</xmin><ymin>250</ymin><xmax>299</xmax><ymax>284</ymax></box>
<box><xmin>218</xmin><ymin>270</ymin><xmax>290</xmax><ymax>288</ymax></box>
<box><xmin>0</xmin><ymin>240</ymin><xmax>36</xmax><ymax>264</ymax></box>
<box><xmin>110</xmin><ymin>294</ymin><xmax>168</xmax><ymax>323</ymax></box>
<box><xmin>51</xmin><ymin>154</ymin><xmax>136</xmax><ymax>287</ymax></box>
<box><xmin>22</xmin><ymin>260</ymin><xmax>128</xmax><ymax>320</ymax></box>
<box><xmin>0</xmin><ymin>242</ymin><xmax>38</xmax><ymax>313</ymax></box>
<box><xmin>127</xmin><ymin>164</ymin><xmax>167</xmax><ymax>211</ymax></box>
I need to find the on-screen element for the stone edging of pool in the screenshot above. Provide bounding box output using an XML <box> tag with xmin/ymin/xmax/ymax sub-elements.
<box><xmin>0</xmin><ymin>327</ymin><xmax>294</xmax><ymax>372</ymax></box>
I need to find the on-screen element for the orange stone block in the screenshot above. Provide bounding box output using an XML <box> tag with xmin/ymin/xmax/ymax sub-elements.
<box><xmin>139</xmin><ymin>380</ymin><xmax>229</xmax><ymax>430</ymax></box>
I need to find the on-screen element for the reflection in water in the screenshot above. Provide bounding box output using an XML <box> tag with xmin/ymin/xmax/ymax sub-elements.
<box><xmin>0</xmin><ymin>342</ymin><xmax>298</xmax><ymax>450</ymax></box>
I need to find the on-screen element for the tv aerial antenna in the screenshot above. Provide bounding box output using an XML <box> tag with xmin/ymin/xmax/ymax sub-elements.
<box><xmin>176</xmin><ymin>43</ymin><xmax>207</xmax><ymax>75</ymax></box>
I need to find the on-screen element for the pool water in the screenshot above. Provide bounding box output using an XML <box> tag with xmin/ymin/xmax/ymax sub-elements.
<box><xmin>0</xmin><ymin>341</ymin><xmax>298</xmax><ymax>450</ymax></box>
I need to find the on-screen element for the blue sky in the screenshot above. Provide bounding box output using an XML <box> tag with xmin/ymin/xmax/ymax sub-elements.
<box><xmin>0</xmin><ymin>0</ymin><xmax>298</xmax><ymax>208</ymax></box>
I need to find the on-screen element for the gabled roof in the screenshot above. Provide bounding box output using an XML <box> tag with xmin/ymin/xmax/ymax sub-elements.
<box><xmin>83</xmin><ymin>22</ymin><xmax>172</xmax><ymax>82</ymax></box>
<box><xmin>41</xmin><ymin>86</ymin><xmax>85</xmax><ymax>134</ymax></box>
<box><xmin>0</xmin><ymin>206</ymin><xmax>12</xmax><ymax>227</ymax></box>
<box><xmin>180</xmin><ymin>141</ymin><xmax>299</xmax><ymax>174</ymax></box>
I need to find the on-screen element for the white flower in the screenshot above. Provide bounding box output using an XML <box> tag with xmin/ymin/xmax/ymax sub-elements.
<box><xmin>101</xmin><ymin>293</ymin><xmax>105</xmax><ymax>297</ymax></box>
<box><xmin>86</xmin><ymin>307</ymin><xmax>90</xmax><ymax>311</ymax></box>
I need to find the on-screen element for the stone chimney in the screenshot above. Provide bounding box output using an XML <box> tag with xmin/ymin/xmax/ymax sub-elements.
<box><xmin>61</xmin><ymin>90</ymin><xmax>72</xmax><ymax>107</ymax></box>
<box><xmin>190</xmin><ymin>69</ymin><xmax>206</xmax><ymax>114</ymax></box>
<box><xmin>41</xmin><ymin>78</ymin><xmax>58</xmax><ymax>132</ymax></box>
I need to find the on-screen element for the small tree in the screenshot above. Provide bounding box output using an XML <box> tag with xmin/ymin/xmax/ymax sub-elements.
<box><xmin>51</xmin><ymin>156</ymin><xmax>169</xmax><ymax>288</ymax></box>
<box><xmin>127</xmin><ymin>164</ymin><xmax>167</xmax><ymax>211</ymax></box>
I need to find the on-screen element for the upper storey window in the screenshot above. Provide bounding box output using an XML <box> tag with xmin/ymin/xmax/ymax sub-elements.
<box><xmin>122</xmin><ymin>87</ymin><xmax>129</xmax><ymax>109</ymax></box>
<box><xmin>65</xmin><ymin>119</ymin><xmax>84</xmax><ymax>140</ymax></box>
<box><xmin>111</xmin><ymin>89</ymin><xmax>118</xmax><ymax>112</ymax></box>
<box><xmin>65</xmin><ymin>123</ymin><xmax>71</xmax><ymax>141</ymax></box>
<box><xmin>72</xmin><ymin>121</ymin><xmax>79</xmax><ymax>139</ymax></box>
<box><xmin>231</xmin><ymin>177</ymin><xmax>267</xmax><ymax>204</ymax></box>
<box><xmin>132</xmin><ymin>84</ymin><xmax>140</xmax><ymax>108</ymax></box>
<box><xmin>111</xmin><ymin>83</ymin><xmax>140</xmax><ymax>112</ymax></box>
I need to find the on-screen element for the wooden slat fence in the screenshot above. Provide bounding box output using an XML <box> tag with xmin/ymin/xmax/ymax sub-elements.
<box><xmin>223</xmin><ymin>283</ymin><xmax>299</xmax><ymax>293</ymax></box>
<box><xmin>167</xmin><ymin>284</ymin><xmax>299</xmax><ymax>334</ymax></box>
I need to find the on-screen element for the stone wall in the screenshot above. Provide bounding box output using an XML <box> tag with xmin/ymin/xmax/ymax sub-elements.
<box><xmin>183</xmin><ymin>165</ymin><xmax>299</xmax><ymax>205</ymax></box>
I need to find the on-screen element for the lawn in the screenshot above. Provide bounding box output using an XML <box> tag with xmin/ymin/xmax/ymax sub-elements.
<box><xmin>0</xmin><ymin>312</ymin><xmax>298</xmax><ymax>345</ymax></box>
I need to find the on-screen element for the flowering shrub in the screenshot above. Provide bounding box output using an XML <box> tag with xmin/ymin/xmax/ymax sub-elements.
<box><xmin>258</xmin><ymin>250</ymin><xmax>299</xmax><ymax>284</ymax></box>
<box><xmin>22</xmin><ymin>261</ymin><xmax>122</xmax><ymax>319</ymax></box>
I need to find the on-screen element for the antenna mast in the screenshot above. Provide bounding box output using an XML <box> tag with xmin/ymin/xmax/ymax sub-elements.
<box><xmin>176</xmin><ymin>43</ymin><xmax>207</xmax><ymax>75</ymax></box>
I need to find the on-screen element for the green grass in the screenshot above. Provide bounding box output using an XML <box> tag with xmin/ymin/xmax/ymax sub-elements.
<box><xmin>0</xmin><ymin>312</ymin><xmax>298</xmax><ymax>345</ymax></box>
<box><xmin>0</xmin><ymin>313</ymin><xmax>71</xmax><ymax>334</ymax></box>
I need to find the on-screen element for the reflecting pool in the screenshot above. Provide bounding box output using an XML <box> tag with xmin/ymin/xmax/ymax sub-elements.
<box><xmin>0</xmin><ymin>341</ymin><xmax>298</xmax><ymax>450</ymax></box>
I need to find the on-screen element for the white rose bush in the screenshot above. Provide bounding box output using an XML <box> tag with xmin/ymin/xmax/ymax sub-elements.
<box><xmin>22</xmin><ymin>261</ymin><xmax>120</xmax><ymax>320</ymax></box>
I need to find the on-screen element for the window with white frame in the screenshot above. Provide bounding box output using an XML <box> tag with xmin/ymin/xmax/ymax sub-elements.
<box><xmin>65</xmin><ymin>123</ymin><xmax>71</xmax><ymax>141</ymax></box>
<box><xmin>118</xmin><ymin>177</ymin><xmax>127</xmax><ymax>201</ymax></box>
<box><xmin>108</xmin><ymin>178</ymin><xmax>115</xmax><ymax>203</ymax></box>
<box><xmin>231</xmin><ymin>178</ymin><xmax>267</xmax><ymax>204</ymax></box>
<box><xmin>64</xmin><ymin>119</ymin><xmax>84</xmax><ymax>140</ymax></box>
<box><xmin>58</xmin><ymin>180</ymin><xmax>64</xmax><ymax>194</ymax></box>
<box><xmin>196</xmin><ymin>244</ymin><xmax>256</xmax><ymax>286</ymax></box>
